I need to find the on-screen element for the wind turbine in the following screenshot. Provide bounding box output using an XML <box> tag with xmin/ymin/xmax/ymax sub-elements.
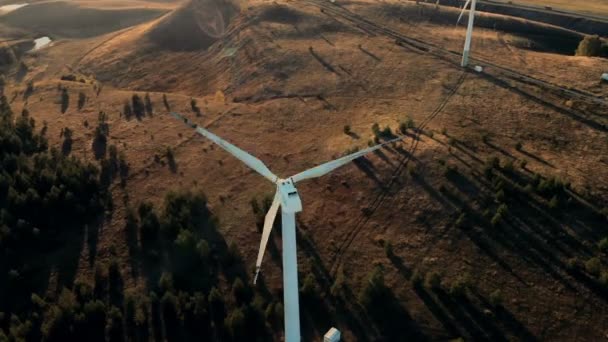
<box><xmin>170</xmin><ymin>112</ymin><xmax>402</xmax><ymax>341</ymax></box>
<box><xmin>457</xmin><ymin>0</ymin><xmax>477</xmax><ymax>67</ymax></box>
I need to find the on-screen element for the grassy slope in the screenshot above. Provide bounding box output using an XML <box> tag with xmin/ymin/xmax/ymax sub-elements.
<box><xmin>501</xmin><ymin>0</ymin><xmax>608</xmax><ymax>17</ymax></box>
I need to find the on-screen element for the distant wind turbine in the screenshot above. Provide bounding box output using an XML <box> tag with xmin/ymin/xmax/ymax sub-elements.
<box><xmin>457</xmin><ymin>0</ymin><xmax>477</xmax><ymax>67</ymax></box>
<box><xmin>171</xmin><ymin>112</ymin><xmax>402</xmax><ymax>342</ymax></box>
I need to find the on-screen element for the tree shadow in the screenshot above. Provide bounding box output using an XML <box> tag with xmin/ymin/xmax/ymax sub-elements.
<box><xmin>479</xmin><ymin>73</ymin><xmax>608</xmax><ymax>133</ymax></box>
<box><xmin>346</xmin><ymin>131</ymin><xmax>360</xmax><ymax>139</ymax></box>
<box><xmin>358</xmin><ymin>44</ymin><xmax>381</xmax><ymax>62</ymax></box>
<box><xmin>517</xmin><ymin>148</ymin><xmax>554</xmax><ymax>168</ymax></box>
<box><xmin>354</xmin><ymin>157</ymin><xmax>385</xmax><ymax>188</ymax></box>
<box><xmin>309</xmin><ymin>47</ymin><xmax>340</xmax><ymax>74</ymax></box>
<box><xmin>92</xmin><ymin>137</ymin><xmax>107</xmax><ymax>160</ymax></box>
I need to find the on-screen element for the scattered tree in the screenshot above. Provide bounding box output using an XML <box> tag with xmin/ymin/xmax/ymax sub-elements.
<box><xmin>425</xmin><ymin>271</ymin><xmax>442</xmax><ymax>290</ymax></box>
<box><xmin>576</xmin><ymin>35</ymin><xmax>602</xmax><ymax>57</ymax></box>
<box><xmin>123</xmin><ymin>101</ymin><xmax>133</xmax><ymax>119</ymax></box>
<box><xmin>191</xmin><ymin>99</ymin><xmax>201</xmax><ymax>117</ymax></box>
<box><xmin>163</xmin><ymin>94</ymin><xmax>171</xmax><ymax>111</ymax></box>
<box><xmin>489</xmin><ymin>289</ymin><xmax>503</xmax><ymax>308</ymax></box>
<box><xmin>60</xmin><ymin>88</ymin><xmax>69</xmax><ymax>113</ymax></box>
<box><xmin>132</xmin><ymin>94</ymin><xmax>145</xmax><ymax>118</ymax></box>
<box><xmin>144</xmin><ymin>93</ymin><xmax>153</xmax><ymax>116</ymax></box>
<box><xmin>585</xmin><ymin>257</ymin><xmax>601</xmax><ymax>276</ymax></box>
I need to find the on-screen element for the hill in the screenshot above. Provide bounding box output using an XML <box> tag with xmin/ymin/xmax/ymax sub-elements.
<box><xmin>0</xmin><ymin>0</ymin><xmax>608</xmax><ymax>341</ymax></box>
<box><xmin>0</xmin><ymin>1</ymin><xmax>169</xmax><ymax>38</ymax></box>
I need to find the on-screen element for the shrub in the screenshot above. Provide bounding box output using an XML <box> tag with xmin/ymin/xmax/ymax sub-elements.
<box><xmin>359</xmin><ymin>266</ymin><xmax>386</xmax><ymax>309</ymax></box>
<box><xmin>105</xmin><ymin>306</ymin><xmax>123</xmax><ymax>342</ymax></box>
<box><xmin>491</xmin><ymin>212</ymin><xmax>502</xmax><ymax>227</ymax></box>
<box><xmin>300</xmin><ymin>274</ymin><xmax>318</xmax><ymax>299</ymax></box>
<box><xmin>343</xmin><ymin>125</ymin><xmax>351</xmax><ymax>135</ymax></box>
<box><xmin>520</xmin><ymin>159</ymin><xmax>527</xmax><ymax>169</ymax></box>
<box><xmin>576</xmin><ymin>35</ymin><xmax>602</xmax><ymax>57</ymax></box>
<box><xmin>503</xmin><ymin>159</ymin><xmax>514</xmax><ymax>173</ymax></box>
<box><xmin>598</xmin><ymin>238</ymin><xmax>608</xmax><ymax>253</ymax></box>
<box><xmin>371</xmin><ymin>123</ymin><xmax>380</xmax><ymax>136</ymax></box>
<box><xmin>599</xmin><ymin>271</ymin><xmax>608</xmax><ymax>288</ymax></box>
<box><xmin>163</xmin><ymin>94</ymin><xmax>171</xmax><ymax>110</ymax></box>
<box><xmin>399</xmin><ymin>122</ymin><xmax>407</xmax><ymax>134</ymax></box>
<box><xmin>565</xmin><ymin>257</ymin><xmax>579</xmax><ymax>271</ymax></box>
<box><xmin>232</xmin><ymin>278</ymin><xmax>251</xmax><ymax>305</ymax></box>
<box><xmin>497</xmin><ymin>204</ymin><xmax>508</xmax><ymax>216</ymax></box>
<box><xmin>425</xmin><ymin>271</ymin><xmax>441</xmax><ymax>289</ymax></box>
<box><xmin>158</xmin><ymin>272</ymin><xmax>174</xmax><ymax>293</ymax></box>
<box><xmin>381</xmin><ymin>126</ymin><xmax>392</xmax><ymax>138</ymax></box>
<box><xmin>548</xmin><ymin>195</ymin><xmax>560</xmax><ymax>210</ymax></box>
<box><xmin>406</xmin><ymin>117</ymin><xmax>415</xmax><ymax>129</ymax></box>
<box><xmin>123</xmin><ymin>101</ymin><xmax>133</xmax><ymax>119</ymax></box>
<box><xmin>225</xmin><ymin>307</ymin><xmax>246</xmax><ymax>338</ymax></box>
<box><xmin>487</xmin><ymin>156</ymin><xmax>500</xmax><ymax>169</ymax></box>
<box><xmin>489</xmin><ymin>289</ymin><xmax>503</xmax><ymax>307</ymax></box>
<box><xmin>449</xmin><ymin>275</ymin><xmax>470</xmax><ymax>297</ymax></box>
<box><xmin>191</xmin><ymin>99</ymin><xmax>201</xmax><ymax>117</ymax></box>
<box><xmin>585</xmin><ymin>257</ymin><xmax>601</xmax><ymax>276</ymax></box>
<box><xmin>495</xmin><ymin>189</ymin><xmax>505</xmax><ymax>203</ymax></box>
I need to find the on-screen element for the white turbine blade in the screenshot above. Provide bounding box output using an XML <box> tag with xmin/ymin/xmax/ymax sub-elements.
<box><xmin>171</xmin><ymin>112</ymin><xmax>278</xmax><ymax>183</ymax></box>
<box><xmin>291</xmin><ymin>136</ymin><xmax>402</xmax><ymax>183</ymax></box>
<box><xmin>457</xmin><ymin>0</ymin><xmax>471</xmax><ymax>24</ymax></box>
<box><xmin>253</xmin><ymin>191</ymin><xmax>281</xmax><ymax>285</ymax></box>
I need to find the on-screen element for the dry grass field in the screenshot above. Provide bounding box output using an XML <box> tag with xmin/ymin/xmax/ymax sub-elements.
<box><xmin>495</xmin><ymin>0</ymin><xmax>608</xmax><ymax>17</ymax></box>
<box><xmin>1</xmin><ymin>0</ymin><xmax>607</xmax><ymax>340</ymax></box>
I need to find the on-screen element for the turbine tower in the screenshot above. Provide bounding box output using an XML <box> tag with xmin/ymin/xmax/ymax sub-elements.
<box><xmin>458</xmin><ymin>0</ymin><xmax>477</xmax><ymax>67</ymax></box>
<box><xmin>171</xmin><ymin>112</ymin><xmax>402</xmax><ymax>341</ymax></box>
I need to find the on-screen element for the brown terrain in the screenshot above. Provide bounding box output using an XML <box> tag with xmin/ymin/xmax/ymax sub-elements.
<box><xmin>1</xmin><ymin>0</ymin><xmax>608</xmax><ymax>340</ymax></box>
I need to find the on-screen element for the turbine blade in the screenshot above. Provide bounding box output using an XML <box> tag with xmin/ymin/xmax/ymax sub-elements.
<box><xmin>457</xmin><ymin>0</ymin><xmax>471</xmax><ymax>24</ymax></box>
<box><xmin>291</xmin><ymin>136</ymin><xmax>403</xmax><ymax>183</ymax></box>
<box><xmin>171</xmin><ymin>112</ymin><xmax>278</xmax><ymax>183</ymax></box>
<box><xmin>253</xmin><ymin>191</ymin><xmax>281</xmax><ymax>284</ymax></box>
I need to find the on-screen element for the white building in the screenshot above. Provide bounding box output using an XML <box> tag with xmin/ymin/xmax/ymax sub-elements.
<box><xmin>324</xmin><ymin>327</ymin><xmax>341</xmax><ymax>342</ymax></box>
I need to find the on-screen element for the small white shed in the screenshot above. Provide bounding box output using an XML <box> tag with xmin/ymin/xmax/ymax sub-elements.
<box><xmin>601</xmin><ymin>73</ymin><xmax>608</xmax><ymax>82</ymax></box>
<box><xmin>324</xmin><ymin>327</ymin><xmax>341</xmax><ymax>342</ymax></box>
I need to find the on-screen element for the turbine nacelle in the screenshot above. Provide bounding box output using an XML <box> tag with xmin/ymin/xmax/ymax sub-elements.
<box><xmin>277</xmin><ymin>178</ymin><xmax>302</xmax><ymax>214</ymax></box>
